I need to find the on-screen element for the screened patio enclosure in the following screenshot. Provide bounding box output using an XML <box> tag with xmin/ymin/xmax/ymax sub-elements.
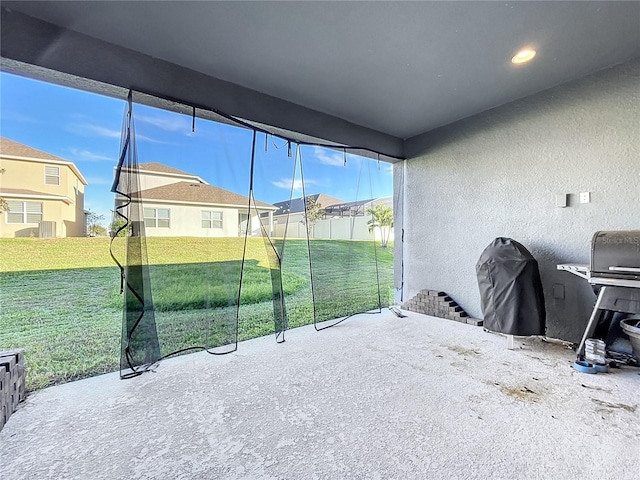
<box><xmin>110</xmin><ymin>93</ymin><xmax>394</xmax><ymax>378</ymax></box>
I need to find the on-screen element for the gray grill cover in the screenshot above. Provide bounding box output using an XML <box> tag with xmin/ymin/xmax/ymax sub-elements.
<box><xmin>476</xmin><ymin>238</ymin><xmax>546</xmax><ymax>336</ymax></box>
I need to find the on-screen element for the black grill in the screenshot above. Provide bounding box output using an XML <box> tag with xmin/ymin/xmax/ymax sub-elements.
<box><xmin>590</xmin><ymin>230</ymin><xmax>640</xmax><ymax>280</ymax></box>
<box><xmin>558</xmin><ymin>230</ymin><xmax>640</xmax><ymax>360</ymax></box>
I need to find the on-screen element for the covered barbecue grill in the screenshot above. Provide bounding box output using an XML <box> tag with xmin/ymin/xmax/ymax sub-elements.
<box><xmin>558</xmin><ymin>230</ymin><xmax>640</xmax><ymax>360</ymax></box>
<box><xmin>477</xmin><ymin>238</ymin><xmax>546</xmax><ymax>336</ymax></box>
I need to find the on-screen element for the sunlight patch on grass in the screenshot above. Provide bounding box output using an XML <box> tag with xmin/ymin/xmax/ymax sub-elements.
<box><xmin>0</xmin><ymin>237</ymin><xmax>393</xmax><ymax>392</ymax></box>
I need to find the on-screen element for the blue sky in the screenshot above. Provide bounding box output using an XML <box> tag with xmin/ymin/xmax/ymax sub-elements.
<box><xmin>1</xmin><ymin>72</ymin><xmax>392</xmax><ymax>225</ymax></box>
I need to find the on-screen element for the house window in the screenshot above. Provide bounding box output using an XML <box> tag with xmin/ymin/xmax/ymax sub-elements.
<box><xmin>6</xmin><ymin>201</ymin><xmax>43</xmax><ymax>224</ymax></box>
<box><xmin>45</xmin><ymin>165</ymin><xmax>60</xmax><ymax>185</ymax></box>
<box><xmin>144</xmin><ymin>208</ymin><xmax>170</xmax><ymax>228</ymax></box>
<box><xmin>202</xmin><ymin>210</ymin><xmax>223</xmax><ymax>229</ymax></box>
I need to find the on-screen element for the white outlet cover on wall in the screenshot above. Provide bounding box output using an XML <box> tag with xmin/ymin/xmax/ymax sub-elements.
<box><xmin>580</xmin><ymin>192</ymin><xmax>591</xmax><ymax>204</ymax></box>
<box><xmin>555</xmin><ymin>194</ymin><xmax>568</xmax><ymax>208</ymax></box>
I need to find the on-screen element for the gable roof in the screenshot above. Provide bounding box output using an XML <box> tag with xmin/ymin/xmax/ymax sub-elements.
<box><xmin>272</xmin><ymin>193</ymin><xmax>345</xmax><ymax>216</ymax></box>
<box><xmin>136</xmin><ymin>162</ymin><xmax>194</xmax><ymax>176</ymax></box>
<box><xmin>0</xmin><ymin>137</ymin><xmax>88</xmax><ymax>184</ymax></box>
<box><xmin>131</xmin><ymin>181</ymin><xmax>275</xmax><ymax>209</ymax></box>
<box><xmin>1</xmin><ymin>137</ymin><xmax>69</xmax><ymax>163</ymax></box>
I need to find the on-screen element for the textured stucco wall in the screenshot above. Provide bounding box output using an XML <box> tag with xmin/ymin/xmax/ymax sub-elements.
<box><xmin>398</xmin><ymin>59</ymin><xmax>640</xmax><ymax>342</ymax></box>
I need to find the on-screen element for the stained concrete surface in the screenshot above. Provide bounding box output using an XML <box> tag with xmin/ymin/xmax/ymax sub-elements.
<box><xmin>1</xmin><ymin>312</ymin><xmax>638</xmax><ymax>479</ymax></box>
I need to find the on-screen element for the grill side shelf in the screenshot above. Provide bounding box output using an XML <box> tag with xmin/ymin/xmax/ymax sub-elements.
<box><xmin>557</xmin><ymin>263</ymin><xmax>590</xmax><ymax>281</ymax></box>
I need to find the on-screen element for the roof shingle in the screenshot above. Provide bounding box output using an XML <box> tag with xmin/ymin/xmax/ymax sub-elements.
<box><xmin>1</xmin><ymin>137</ymin><xmax>70</xmax><ymax>163</ymax></box>
<box><xmin>136</xmin><ymin>162</ymin><xmax>195</xmax><ymax>176</ymax></box>
<box><xmin>131</xmin><ymin>182</ymin><xmax>274</xmax><ymax>209</ymax></box>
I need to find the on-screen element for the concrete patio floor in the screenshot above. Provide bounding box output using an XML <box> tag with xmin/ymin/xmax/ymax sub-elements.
<box><xmin>1</xmin><ymin>311</ymin><xmax>638</xmax><ymax>479</ymax></box>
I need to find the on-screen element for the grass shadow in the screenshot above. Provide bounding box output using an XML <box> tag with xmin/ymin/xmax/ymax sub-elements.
<box><xmin>0</xmin><ymin>238</ymin><xmax>394</xmax><ymax>391</ymax></box>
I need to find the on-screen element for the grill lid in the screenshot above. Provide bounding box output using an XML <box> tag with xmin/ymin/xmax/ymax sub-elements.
<box><xmin>591</xmin><ymin>230</ymin><xmax>640</xmax><ymax>279</ymax></box>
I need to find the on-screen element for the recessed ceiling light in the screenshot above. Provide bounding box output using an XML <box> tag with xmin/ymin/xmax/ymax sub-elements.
<box><xmin>512</xmin><ymin>49</ymin><xmax>536</xmax><ymax>64</ymax></box>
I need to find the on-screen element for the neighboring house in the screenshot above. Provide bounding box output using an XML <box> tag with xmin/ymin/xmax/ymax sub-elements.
<box><xmin>116</xmin><ymin>163</ymin><xmax>277</xmax><ymax>237</ymax></box>
<box><xmin>0</xmin><ymin>137</ymin><xmax>87</xmax><ymax>238</ymax></box>
<box><xmin>271</xmin><ymin>193</ymin><xmax>345</xmax><ymax>228</ymax></box>
<box><xmin>324</xmin><ymin>196</ymin><xmax>393</xmax><ymax>218</ymax></box>
<box><xmin>270</xmin><ymin>193</ymin><xmax>393</xmax><ymax>240</ymax></box>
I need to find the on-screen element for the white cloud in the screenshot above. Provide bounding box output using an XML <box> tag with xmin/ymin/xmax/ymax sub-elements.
<box><xmin>272</xmin><ymin>177</ymin><xmax>318</xmax><ymax>191</ymax></box>
<box><xmin>70</xmin><ymin>148</ymin><xmax>114</xmax><ymax>162</ymax></box>
<box><xmin>313</xmin><ymin>146</ymin><xmax>344</xmax><ymax>167</ymax></box>
<box><xmin>134</xmin><ymin>132</ymin><xmax>169</xmax><ymax>143</ymax></box>
<box><xmin>67</xmin><ymin>123</ymin><xmax>169</xmax><ymax>143</ymax></box>
<box><xmin>68</xmin><ymin>123</ymin><xmax>121</xmax><ymax>139</ymax></box>
<box><xmin>1</xmin><ymin>111</ymin><xmax>38</xmax><ymax>124</ymax></box>
<box><xmin>136</xmin><ymin>113</ymin><xmax>191</xmax><ymax>133</ymax></box>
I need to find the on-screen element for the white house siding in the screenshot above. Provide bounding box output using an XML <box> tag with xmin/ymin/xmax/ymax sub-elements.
<box><xmin>139</xmin><ymin>202</ymin><xmax>269</xmax><ymax>237</ymax></box>
<box><xmin>239</xmin><ymin>212</ymin><xmax>268</xmax><ymax>237</ymax></box>
<box><xmin>141</xmin><ymin>202</ymin><xmax>239</xmax><ymax>237</ymax></box>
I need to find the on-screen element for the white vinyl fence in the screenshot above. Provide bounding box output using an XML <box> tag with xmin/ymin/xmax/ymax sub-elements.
<box><xmin>274</xmin><ymin>216</ymin><xmax>393</xmax><ymax>242</ymax></box>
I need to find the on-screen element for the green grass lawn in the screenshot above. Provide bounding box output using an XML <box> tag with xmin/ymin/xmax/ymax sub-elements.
<box><xmin>0</xmin><ymin>237</ymin><xmax>393</xmax><ymax>391</ymax></box>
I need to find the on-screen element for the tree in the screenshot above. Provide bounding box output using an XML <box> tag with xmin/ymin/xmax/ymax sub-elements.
<box><xmin>0</xmin><ymin>168</ymin><xmax>7</xmax><ymax>213</ymax></box>
<box><xmin>367</xmin><ymin>204</ymin><xmax>393</xmax><ymax>248</ymax></box>
<box><xmin>303</xmin><ymin>196</ymin><xmax>324</xmax><ymax>235</ymax></box>
<box><xmin>86</xmin><ymin>210</ymin><xmax>106</xmax><ymax>236</ymax></box>
<box><xmin>92</xmin><ymin>224</ymin><xmax>108</xmax><ymax>236</ymax></box>
<box><xmin>109</xmin><ymin>217</ymin><xmax>127</xmax><ymax>237</ymax></box>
